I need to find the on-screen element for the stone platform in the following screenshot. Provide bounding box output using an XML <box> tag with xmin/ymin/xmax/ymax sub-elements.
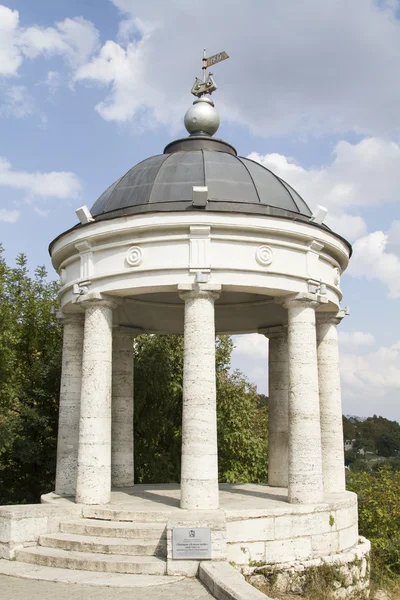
<box><xmin>40</xmin><ymin>483</ymin><xmax>359</xmax><ymax>568</ymax></box>
<box><xmin>0</xmin><ymin>484</ymin><xmax>367</xmax><ymax>598</ymax></box>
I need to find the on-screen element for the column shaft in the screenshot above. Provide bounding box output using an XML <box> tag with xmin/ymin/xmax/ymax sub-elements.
<box><xmin>75</xmin><ymin>301</ymin><xmax>114</xmax><ymax>505</ymax></box>
<box><xmin>179</xmin><ymin>285</ymin><xmax>220</xmax><ymax>510</ymax></box>
<box><xmin>112</xmin><ymin>327</ymin><xmax>135</xmax><ymax>488</ymax></box>
<box><xmin>55</xmin><ymin>314</ymin><xmax>84</xmax><ymax>496</ymax></box>
<box><xmin>317</xmin><ymin>315</ymin><xmax>346</xmax><ymax>494</ymax></box>
<box><xmin>267</xmin><ymin>328</ymin><xmax>289</xmax><ymax>487</ymax></box>
<box><xmin>286</xmin><ymin>296</ymin><xmax>324</xmax><ymax>503</ymax></box>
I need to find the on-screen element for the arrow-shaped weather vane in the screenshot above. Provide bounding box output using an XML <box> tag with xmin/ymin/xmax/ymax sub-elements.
<box><xmin>191</xmin><ymin>49</ymin><xmax>229</xmax><ymax>98</ymax></box>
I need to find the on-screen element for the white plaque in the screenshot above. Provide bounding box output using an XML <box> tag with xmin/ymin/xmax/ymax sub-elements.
<box><xmin>172</xmin><ymin>527</ymin><xmax>211</xmax><ymax>559</ymax></box>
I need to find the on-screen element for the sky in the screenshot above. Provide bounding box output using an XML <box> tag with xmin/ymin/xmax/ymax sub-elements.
<box><xmin>0</xmin><ymin>0</ymin><xmax>399</xmax><ymax>421</ymax></box>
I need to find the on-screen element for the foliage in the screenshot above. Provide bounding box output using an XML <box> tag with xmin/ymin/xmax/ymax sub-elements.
<box><xmin>372</xmin><ymin>457</ymin><xmax>400</xmax><ymax>472</ymax></box>
<box><xmin>0</xmin><ymin>248</ymin><xmax>268</xmax><ymax>503</ymax></box>
<box><xmin>347</xmin><ymin>464</ymin><xmax>400</xmax><ymax>576</ymax></box>
<box><xmin>133</xmin><ymin>333</ymin><xmax>268</xmax><ymax>485</ymax></box>
<box><xmin>349</xmin><ymin>459</ymin><xmax>372</xmax><ymax>473</ymax></box>
<box><xmin>342</xmin><ymin>415</ymin><xmax>358</xmax><ymax>441</ymax></box>
<box><xmin>133</xmin><ymin>334</ymin><xmax>184</xmax><ymax>484</ymax></box>
<box><xmin>0</xmin><ymin>248</ymin><xmax>61</xmax><ymax>504</ymax></box>
<box><xmin>217</xmin><ymin>370</ymin><xmax>268</xmax><ymax>483</ymax></box>
<box><xmin>344</xmin><ymin>449</ymin><xmax>358</xmax><ymax>466</ymax></box>
<box><xmin>344</xmin><ymin>415</ymin><xmax>400</xmax><ymax>458</ymax></box>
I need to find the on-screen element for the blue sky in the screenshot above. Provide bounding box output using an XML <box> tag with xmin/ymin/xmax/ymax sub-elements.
<box><xmin>0</xmin><ymin>0</ymin><xmax>399</xmax><ymax>421</ymax></box>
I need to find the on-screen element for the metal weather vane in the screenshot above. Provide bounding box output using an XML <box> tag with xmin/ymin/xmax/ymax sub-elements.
<box><xmin>191</xmin><ymin>49</ymin><xmax>229</xmax><ymax>98</ymax></box>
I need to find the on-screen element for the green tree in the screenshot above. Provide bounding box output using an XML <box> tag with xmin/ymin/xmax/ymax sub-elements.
<box><xmin>0</xmin><ymin>249</ymin><xmax>268</xmax><ymax>503</ymax></box>
<box><xmin>133</xmin><ymin>333</ymin><xmax>268</xmax><ymax>485</ymax></box>
<box><xmin>344</xmin><ymin>449</ymin><xmax>358</xmax><ymax>466</ymax></box>
<box><xmin>342</xmin><ymin>415</ymin><xmax>357</xmax><ymax>441</ymax></box>
<box><xmin>0</xmin><ymin>249</ymin><xmax>61</xmax><ymax>504</ymax></box>
<box><xmin>347</xmin><ymin>465</ymin><xmax>400</xmax><ymax>575</ymax></box>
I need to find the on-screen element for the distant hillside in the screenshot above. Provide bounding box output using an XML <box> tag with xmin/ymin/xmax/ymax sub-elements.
<box><xmin>343</xmin><ymin>414</ymin><xmax>400</xmax><ymax>458</ymax></box>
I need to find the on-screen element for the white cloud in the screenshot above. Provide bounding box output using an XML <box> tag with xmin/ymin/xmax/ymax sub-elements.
<box><xmin>19</xmin><ymin>16</ymin><xmax>100</xmax><ymax>69</ymax></box>
<box><xmin>230</xmin><ymin>334</ymin><xmax>269</xmax><ymax>394</ymax></box>
<box><xmin>347</xmin><ymin>230</ymin><xmax>400</xmax><ymax>299</ymax></box>
<box><xmin>387</xmin><ymin>220</ymin><xmax>400</xmax><ymax>258</ymax></box>
<box><xmin>0</xmin><ymin>6</ymin><xmax>22</xmax><ymax>76</ymax></box>
<box><xmin>0</xmin><ymin>85</ymin><xmax>34</xmax><ymax>118</ymax></box>
<box><xmin>229</xmin><ymin>332</ymin><xmax>400</xmax><ymax>421</ymax></box>
<box><xmin>35</xmin><ymin>71</ymin><xmax>61</xmax><ymax>97</ymax></box>
<box><xmin>72</xmin><ymin>0</ymin><xmax>400</xmax><ymax>137</ymax></box>
<box><xmin>4</xmin><ymin>1</ymin><xmax>400</xmax><ymax>137</ymax></box>
<box><xmin>0</xmin><ymin>157</ymin><xmax>82</xmax><ymax>199</ymax></box>
<box><xmin>340</xmin><ymin>341</ymin><xmax>400</xmax><ymax>421</ymax></box>
<box><xmin>247</xmin><ymin>137</ymin><xmax>400</xmax><ymax>241</ymax></box>
<box><xmin>233</xmin><ymin>334</ymin><xmax>269</xmax><ymax>358</ymax></box>
<box><xmin>74</xmin><ymin>33</ymin><xmax>174</xmax><ymax>127</ymax></box>
<box><xmin>33</xmin><ymin>206</ymin><xmax>49</xmax><ymax>217</ymax></box>
<box><xmin>0</xmin><ymin>6</ymin><xmax>99</xmax><ymax>77</ymax></box>
<box><xmin>339</xmin><ymin>331</ymin><xmax>375</xmax><ymax>349</ymax></box>
<box><xmin>0</xmin><ymin>208</ymin><xmax>20</xmax><ymax>223</ymax></box>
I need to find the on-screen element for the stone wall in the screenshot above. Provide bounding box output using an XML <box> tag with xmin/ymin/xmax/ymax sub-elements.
<box><xmin>0</xmin><ymin>503</ymin><xmax>81</xmax><ymax>559</ymax></box>
<box><xmin>245</xmin><ymin>537</ymin><xmax>370</xmax><ymax>600</ymax></box>
<box><xmin>226</xmin><ymin>491</ymin><xmax>358</xmax><ymax>566</ymax></box>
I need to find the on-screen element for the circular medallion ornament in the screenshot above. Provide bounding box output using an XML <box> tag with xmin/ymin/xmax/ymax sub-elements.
<box><xmin>126</xmin><ymin>246</ymin><xmax>143</xmax><ymax>267</ymax></box>
<box><xmin>256</xmin><ymin>245</ymin><xmax>274</xmax><ymax>266</ymax></box>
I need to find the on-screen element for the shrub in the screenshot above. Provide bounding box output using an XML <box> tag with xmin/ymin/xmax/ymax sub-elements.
<box><xmin>347</xmin><ymin>464</ymin><xmax>400</xmax><ymax>576</ymax></box>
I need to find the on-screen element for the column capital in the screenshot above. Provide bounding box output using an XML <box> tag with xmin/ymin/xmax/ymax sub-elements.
<box><xmin>74</xmin><ymin>291</ymin><xmax>121</xmax><ymax>311</ymax></box>
<box><xmin>259</xmin><ymin>325</ymin><xmax>287</xmax><ymax>339</ymax></box>
<box><xmin>178</xmin><ymin>282</ymin><xmax>221</xmax><ymax>302</ymax></box>
<box><xmin>316</xmin><ymin>310</ymin><xmax>346</xmax><ymax>327</ymax></box>
<box><xmin>56</xmin><ymin>310</ymin><xmax>84</xmax><ymax>324</ymax></box>
<box><xmin>278</xmin><ymin>292</ymin><xmax>322</xmax><ymax>310</ymax></box>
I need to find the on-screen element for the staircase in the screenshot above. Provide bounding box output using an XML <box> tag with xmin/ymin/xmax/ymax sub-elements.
<box><xmin>15</xmin><ymin>508</ymin><xmax>168</xmax><ymax>576</ymax></box>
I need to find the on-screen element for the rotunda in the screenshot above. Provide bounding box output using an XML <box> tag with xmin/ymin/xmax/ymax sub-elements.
<box><xmin>50</xmin><ymin>92</ymin><xmax>351</xmax><ymax>507</ymax></box>
<box><xmin>44</xmin><ymin>85</ymin><xmax>369</xmax><ymax>590</ymax></box>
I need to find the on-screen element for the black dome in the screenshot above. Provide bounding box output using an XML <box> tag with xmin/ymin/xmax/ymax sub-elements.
<box><xmin>90</xmin><ymin>137</ymin><xmax>312</xmax><ymax>223</ymax></box>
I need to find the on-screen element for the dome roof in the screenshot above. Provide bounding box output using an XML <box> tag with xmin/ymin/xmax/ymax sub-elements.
<box><xmin>90</xmin><ymin>136</ymin><xmax>313</xmax><ymax>223</ymax></box>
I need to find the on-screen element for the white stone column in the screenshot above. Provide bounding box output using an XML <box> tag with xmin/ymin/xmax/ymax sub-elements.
<box><xmin>316</xmin><ymin>312</ymin><xmax>346</xmax><ymax>494</ymax></box>
<box><xmin>284</xmin><ymin>294</ymin><xmax>324</xmax><ymax>504</ymax></box>
<box><xmin>75</xmin><ymin>296</ymin><xmax>116</xmax><ymax>505</ymax></box>
<box><xmin>55</xmin><ymin>313</ymin><xmax>84</xmax><ymax>496</ymax></box>
<box><xmin>178</xmin><ymin>283</ymin><xmax>221</xmax><ymax>510</ymax></box>
<box><xmin>112</xmin><ymin>326</ymin><xmax>135</xmax><ymax>488</ymax></box>
<box><xmin>264</xmin><ymin>326</ymin><xmax>289</xmax><ymax>488</ymax></box>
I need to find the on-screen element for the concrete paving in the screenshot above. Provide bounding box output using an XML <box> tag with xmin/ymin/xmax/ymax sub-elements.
<box><xmin>0</xmin><ymin>573</ymin><xmax>214</xmax><ymax>599</ymax></box>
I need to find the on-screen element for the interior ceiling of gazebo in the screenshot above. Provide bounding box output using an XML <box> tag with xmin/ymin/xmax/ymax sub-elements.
<box><xmin>115</xmin><ymin>290</ymin><xmax>286</xmax><ymax>334</ymax></box>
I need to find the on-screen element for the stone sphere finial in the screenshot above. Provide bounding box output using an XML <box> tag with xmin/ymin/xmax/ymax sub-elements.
<box><xmin>184</xmin><ymin>96</ymin><xmax>220</xmax><ymax>137</ymax></box>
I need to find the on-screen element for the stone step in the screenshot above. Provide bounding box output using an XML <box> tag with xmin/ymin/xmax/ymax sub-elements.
<box><xmin>82</xmin><ymin>507</ymin><xmax>171</xmax><ymax>522</ymax></box>
<box><xmin>39</xmin><ymin>532</ymin><xmax>167</xmax><ymax>556</ymax></box>
<box><xmin>15</xmin><ymin>546</ymin><xmax>167</xmax><ymax>575</ymax></box>
<box><xmin>61</xmin><ymin>518</ymin><xmax>167</xmax><ymax>539</ymax></box>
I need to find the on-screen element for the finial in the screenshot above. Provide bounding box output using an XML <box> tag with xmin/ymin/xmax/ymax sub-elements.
<box><xmin>191</xmin><ymin>49</ymin><xmax>229</xmax><ymax>98</ymax></box>
<box><xmin>184</xmin><ymin>49</ymin><xmax>229</xmax><ymax>137</ymax></box>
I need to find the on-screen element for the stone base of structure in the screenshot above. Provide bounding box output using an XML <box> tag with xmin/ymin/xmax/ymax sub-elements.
<box><xmin>245</xmin><ymin>537</ymin><xmax>370</xmax><ymax>600</ymax></box>
<box><xmin>0</xmin><ymin>485</ymin><xmax>364</xmax><ymax>582</ymax></box>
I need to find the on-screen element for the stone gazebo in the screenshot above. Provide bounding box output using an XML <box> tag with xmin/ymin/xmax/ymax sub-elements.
<box><xmin>51</xmin><ymin>95</ymin><xmax>349</xmax><ymax>510</ymax></box>
<box><xmin>14</xmin><ymin>90</ymin><xmax>368</xmax><ymax>591</ymax></box>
